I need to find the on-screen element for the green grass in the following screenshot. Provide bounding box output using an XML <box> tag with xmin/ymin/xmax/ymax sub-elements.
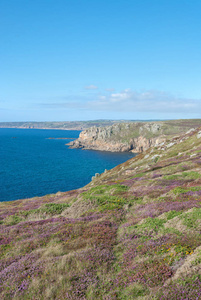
<box><xmin>21</xmin><ymin>202</ymin><xmax>71</xmax><ymax>216</ymax></box>
<box><xmin>192</xmin><ymin>250</ymin><xmax>201</xmax><ymax>266</ymax></box>
<box><xmin>163</xmin><ymin>174</ymin><xmax>182</xmax><ymax>180</ymax></box>
<box><xmin>180</xmin><ymin>207</ymin><xmax>201</xmax><ymax>229</ymax></box>
<box><xmin>164</xmin><ymin>171</ymin><xmax>201</xmax><ymax>181</ymax></box>
<box><xmin>82</xmin><ymin>184</ymin><xmax>128</xmax><ymax>199</ymax></box>
<box><xmin>182</xmin><ymin>171</ymin><xmax>201</xmax><ymax>179</ymax></box>
<box><xmin>119</xmin><ymin>283</ymin><xmax>149</xmax><ymax>299</ymax></box>
<box><xmin>4</xmin><ymin>214</ymin><xmax>24</xmax><ymax>225</ymax></box>
<box><xmin>172</xmin><ymin>186</ymin><xmax>201</xmax><ymax>195</ymax></box>
<box><xmin>131</xmin><ymin>172</ymin><xmax>145</xmax><ymax>178</ymax></box>
<box><xmin>165</xmin><ymin>210</ymin><xmax>183</xmax><ymax>220</ymax></box>
<box><xmin>83</xmin><ymin>184</ymin><xmax>128</xmax><ymax>197</ymax></box>
<box><xmin>39</xmin><ymin>203</ymin><xmax>70</xmax><ymax>214</ymax></box>
<box><xmin>138</xmin><ymin>217</ymin><xmax>166</xmax><ymax>232</ymax></box>
<box><xmin>127</xmin><ymin>217</ymin><xmax>166</xmax><ymax>238</ymax></box>
<box><xmin>81</xmin><ymin>184</ymin><xmax>134</xmax><ymax>211</ymax></box>
<box><xmin>95</xmin><ymin>195</ymin><xmax>125</xmax><ymax>210</ymax></box>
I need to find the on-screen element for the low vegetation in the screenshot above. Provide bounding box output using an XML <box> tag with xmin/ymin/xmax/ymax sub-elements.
<box><xmin>0</xmin><ymin>126</ymin><xmax>201</xmax><ymax>299</ymax></box>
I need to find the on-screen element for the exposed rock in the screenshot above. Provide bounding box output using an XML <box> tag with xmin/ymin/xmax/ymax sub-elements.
<box><xmin>186</xmin><ymin>128</ymin><xmax>195</xmax><ymax>134</ymax></box>
<box><xmin>151</xmin><ymin>154</ymin><xmax>161</xmax><ymax>160</ymax></box>
<box><xmin>67</xmin><ymin>122</ymin><xmax>166</xmax><ymax>153</ymax></box>
<box><xmin>197</xmin><ymin>131</ymin><xmax>201</xmax><ymax>139</ymax></box>
<box><xmin>167</xmin><ymin>142</ymin><xmax>175</xmax><ymax>148</ymax></box>
<box><xmin>142</xmin><ymin>122</ymin><xmax>161</xmax><ymax>133</ymax></box>
<box><xmin>67</xmin><ymin>120</ymin><xmax>201</xmax><ymax>153</ymax></box>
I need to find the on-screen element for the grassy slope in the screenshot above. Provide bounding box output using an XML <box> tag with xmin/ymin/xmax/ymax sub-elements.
<box><xmin>1</xmin><ymin>127</ymin><xmax>201</xmax><ymax>299</ymax></box>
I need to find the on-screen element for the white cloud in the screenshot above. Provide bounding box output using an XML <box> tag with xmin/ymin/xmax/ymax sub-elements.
<box><xmin>86</xmin><ymin>89</ymin><xmax>201</xmax><ymax>114</ymax></box>
<box><xmin>111</xmin><ymin>89</ymin><xmax>132</xmax><ymax>102</ymax></box>
<box><xmin>84</xmin><ymin>85</ymin><xmax>98</xmax><ymax>90</ymax></box>
<box><xmin>38</xmin><ymin>89</ymin><xmax>201</xmax><ymax>118</ymax></box>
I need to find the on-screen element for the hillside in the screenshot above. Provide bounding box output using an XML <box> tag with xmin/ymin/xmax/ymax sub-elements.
<box><xmin>1</xmin><ymin>126</ymin><xmax>201</xmax><ymax>299</ymax></box>
<box><xmin>68</xmin><ymin>119</ymin><xmax>201</xmax><ymax>153</ymax></box>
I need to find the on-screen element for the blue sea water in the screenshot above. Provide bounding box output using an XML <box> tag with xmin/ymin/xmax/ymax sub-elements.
<box><xmin>0</xmin><ymin>128</ymin><xmax>136</xmax><ymax>202</ymax></box>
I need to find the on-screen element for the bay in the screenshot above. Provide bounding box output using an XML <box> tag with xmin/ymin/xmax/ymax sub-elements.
<box><xmin>0</xmin><ymin>128</ymin><xmax>136</xmax><ymax>202</ymax></box>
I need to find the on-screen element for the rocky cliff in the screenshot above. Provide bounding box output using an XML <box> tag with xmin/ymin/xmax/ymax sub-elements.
<box><xmin>67</xmin><ymin>120</ymin><xmax>201</xmax><ymax>153</ymax></box>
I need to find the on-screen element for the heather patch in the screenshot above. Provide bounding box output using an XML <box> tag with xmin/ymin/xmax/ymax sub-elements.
<box><xmin>0</xmin><ymin>213</ymin><xmax>119</xmax><ymax>299</ymax></box>
<box><xmin>82</xmin><ymin>221</ymin><xmax>117</xmax><ymax>249</ymax></box>
<box><xmin>121</xmin><ymin>177</ymin><xmax>145</xmax><ymax>187</ymax></box>
<box><xmin>156</xmin><ymin>179</ymin><xmax>186</xmax><ymax>187</ymax></box>
<box><xmin>24</xmin><ymin>219</ymin><xmax>118</xmax><ymax>299</ymax></box>
<box><xmin>157</xmin><ymin>275</ymin><xmax>201</xmax><ymax>299</ymax></box>
<box><xmin>195</xmin><ymin>158</ymin><xmax>201</xmax><ymax>165</ymax></box>
<box><xmin>0</xmin><ymin>252</ymin><xmax>44</xmax><ymax>298</ymax></box>
<box><xmin>130</xmin><ymin>185</ymin><xmax>169</xmax><ymax>199</ymax></box>
<box><xmin>116</xmin><ymin>256</ymin><xmax>173</xmax><ymax>288</ymax></box>
<box><xmin>114</xmin><ymin>227</ymin><xmax>201</xmax><ymax>297</ymax></box>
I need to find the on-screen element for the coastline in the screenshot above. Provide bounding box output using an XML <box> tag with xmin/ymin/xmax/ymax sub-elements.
<box><xmin>0</xmin><ymin>128</ymin><xmax>134</xmax><ymax>202</ymax></box>
<box><xmin>0</xmin><ymin>127</ymin><xmax>82</xmax><ymax>131</ymax></box>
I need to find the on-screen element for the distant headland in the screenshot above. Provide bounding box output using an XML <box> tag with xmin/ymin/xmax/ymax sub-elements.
<box><xmin>67</xmin><ymin>119</ymin><xmax>201</xmax><ymax>153</ymax></box>
<box><xmin>0</xmin><ymin>120</ymin><xmax>151</xmax><ymax>131</ymax></box>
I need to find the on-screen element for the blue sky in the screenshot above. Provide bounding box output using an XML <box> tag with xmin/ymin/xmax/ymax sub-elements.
<box><xmin>0</xmin><ymin>0</ymin><xmax>201</xmax><ymax>121</ymax></box>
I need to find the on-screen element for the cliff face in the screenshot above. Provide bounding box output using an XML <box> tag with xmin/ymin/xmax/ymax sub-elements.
<box><xmin>68</xmin><ymin>120</ymin><xmax>201</xmax><ymax>153</ymax></box>
<box><xmin>67</xmin><ymin>120</ymin><xmax>197</xmax><ymax>153</ymax></box>
<box><xmin>68</xmin><ymin>128</ymin><xmax>165</xmax><ymax>152</ymax></box>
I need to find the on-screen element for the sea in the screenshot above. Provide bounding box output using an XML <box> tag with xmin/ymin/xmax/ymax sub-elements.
<box><xmin>0</xmin><ymin>128</ymin><xmax>136</xmax><ymax>202</ymax></box>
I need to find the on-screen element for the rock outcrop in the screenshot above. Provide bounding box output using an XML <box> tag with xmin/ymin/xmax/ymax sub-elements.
<box><xmin>67</xmin><ymin>122</ymin><xmax>166</xmax><ymax>153</ymax></box>
<box><xmin>67</xmin><ymin>120</ymin><xmax>201</xmax><ymax>153</ymax></box>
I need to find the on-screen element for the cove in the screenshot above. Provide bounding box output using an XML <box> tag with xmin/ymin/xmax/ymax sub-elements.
<box><xmin>0</xmin><ymin>128</ymin><xmax>136</xmax><ymax>202</ymax></box>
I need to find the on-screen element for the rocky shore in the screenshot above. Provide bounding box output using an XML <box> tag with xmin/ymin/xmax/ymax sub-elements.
<box><xmin>67</xmin><ymin>128</ymin><xmax>165</xmax><ymax>153</ymax></box>
<box><xmin>67</xmin><ymin>120</ymin><xmax>201</xmax><ymax>153</ymax></box>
